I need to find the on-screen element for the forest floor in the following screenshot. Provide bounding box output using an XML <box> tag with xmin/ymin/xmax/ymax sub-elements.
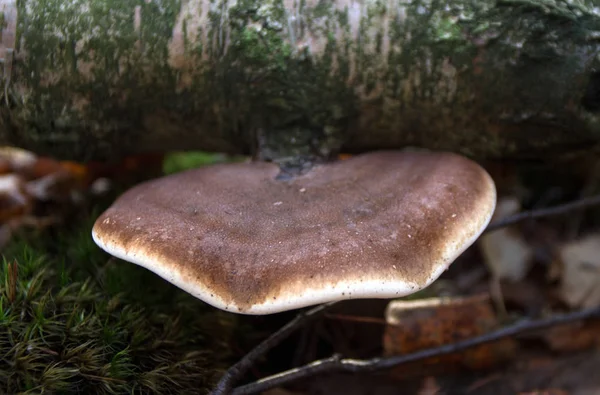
<box><xmin>1</xmin><ymin>147</ymin><xmax>600</xmax><ymax>395</ymax></box>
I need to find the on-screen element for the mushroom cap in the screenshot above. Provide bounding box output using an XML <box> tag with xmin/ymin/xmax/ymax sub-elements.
<box><xmin>92</xmin><ymin>150</ymin><xmax>496</xmax><ymax>315</ymax></box>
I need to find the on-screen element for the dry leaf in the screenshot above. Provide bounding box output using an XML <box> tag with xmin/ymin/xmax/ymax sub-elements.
<box><xmin>0</xmin><ymin>146</ymin><xmax>95</xmax><ymax>247</ymax></box>
<box><xmin>0</xmin><ymin>159</ymin><xmax>11</xmax><ymax>175</ymax></box>
<box><xmin>0</xmin><ymin>146</ymin><xmax>37</xmax><ymax>173</ymax></box>
<box><xmin>84</xmin><ymin>153</ymin><xmax>164</xmax><ymax>185</ymax></box>
<box><xmin>557</xmin><ymin>234</ymin><xmax>600</xmax><ymax>308</ymax></box>
<box><xmin>383</xmin><ymin>294</ymin><xmax>516</xmax><ymax>378</ymax></box>
<box><xmin>0</xmin><ymin>174</ymin><xmax>31</xmax><ymax>223</ymax></box>
<box><xmin>542</xmin><ymin>319</ymin><xmax>600</xmax><ymax>352</ymax></box>
<box><xmin>479</xmin><ymin>197</ymin><xmax>534</xmax><ymax>282</ymax></box>
<box><xmin>26</xmin><ymin>156</ymin><xmax>68</xmax><ymax>180</ymax></box>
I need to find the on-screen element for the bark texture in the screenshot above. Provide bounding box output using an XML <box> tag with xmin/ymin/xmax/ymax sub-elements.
<box><xmin>1</xmin><ymin>0</ymin><xmax>600</xmax><ymax>163</ymax></box>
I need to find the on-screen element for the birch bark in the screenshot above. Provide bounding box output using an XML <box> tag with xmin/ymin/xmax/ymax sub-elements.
<box><xmin>1</xmin><ymin>0</ymin><xmax>599</xmax><ymax>163</ymax></box>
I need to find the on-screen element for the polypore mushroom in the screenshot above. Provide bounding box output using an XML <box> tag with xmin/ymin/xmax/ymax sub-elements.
<box><xmin>92</xmin><ymin>150</ymin><xmax>496</xmax><ymax>314</ymax></box>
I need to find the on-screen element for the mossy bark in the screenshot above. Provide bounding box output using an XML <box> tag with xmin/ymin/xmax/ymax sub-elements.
<box><xmin>1</xmin><ymin>0</ymin><xmax>600</xmax><ymax>164</ymax></box>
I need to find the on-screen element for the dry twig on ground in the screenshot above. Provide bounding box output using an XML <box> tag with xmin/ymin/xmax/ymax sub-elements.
<box><xmin>213</xmin><ymin>192</ymin><xmax>600</xmax><ymax>395</ymax></box>
<box><xmin>485</xmin><ymin>193</ymin><xmax>600</xmax><ymax>232</ymax></box>
<box><xmin>231</xmin><ymin>305</ymin><xmax>600</xmax><ymax>395</ymax></box>
<box><xmin>211</xmin><ymin>302</ymin><xmax>338</xmax><ymax>394</ymax></box>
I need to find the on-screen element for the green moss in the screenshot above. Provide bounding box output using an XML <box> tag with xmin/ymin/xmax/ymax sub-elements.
<box><xmin>220</xmin><ymin>0</ymin><xmax>355</xmax><ymax>169</ymax></box>
<box><xmin>0</xmin><ymin>208</ymin><xmax>240</xmax><ymax>394</ymax></box>
<box><xmin>162</xmin><ymin>151</ymin><xmax>247</xmax><ymax>175</ymax></box>
<box><xmin>14</xmin><ymin>0</ymin><xmax>182</xmax><ymax>160</ymax></box>
<box><xmin>8</xmin><ymin>0</ymin><xmax>600</xmax><ymax>164</ymax></box>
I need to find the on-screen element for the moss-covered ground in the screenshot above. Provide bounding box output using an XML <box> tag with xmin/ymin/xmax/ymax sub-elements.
<box><xmin>0</xmin><ymin>152</ymin><xmax>254</xmax><ymax>394</ymax></box>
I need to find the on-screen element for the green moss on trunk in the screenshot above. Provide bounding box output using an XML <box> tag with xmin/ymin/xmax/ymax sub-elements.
<box><xmin>2</xmin><ymin>0</ymin><xmax>600</xmax><ymax>164</ymax></box>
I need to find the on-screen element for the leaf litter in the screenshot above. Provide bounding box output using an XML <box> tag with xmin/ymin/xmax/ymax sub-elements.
<box><xmin>3</xmin><ymin>147</ymin><xmax>600</xmax><ymax>394</ymax></box>
<box><xmin>248</xmin><ymin>182</ymin><xmax>600</xmax><ymax>394</ymax></box>
<box><xmin>0</xmin><ymin>147</ymin><xmax>248</xmax><ymax>394</ymax></box>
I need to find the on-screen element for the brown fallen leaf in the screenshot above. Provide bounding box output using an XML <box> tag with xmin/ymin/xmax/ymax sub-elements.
<box><xmin>25</xmin><ymin>156</ymin><xmax>68</xmax><ymax>180</ymax></box>
<box><xmin>84</xmin><ymin>153</ymin><xmax>164</xmax><ymax>186</ymax></box>
<box><xmin>542</xmin><ymin>319</ymin><xmax>600</xmax><ymax>353</ymax></box>
<box><xmin>0</xmin><ymin>147</ymin><xmax>171</xmax><ymax>249</ymax></box>
<box><xmin>25</xmin><ymin>171</ymin><xmax>84</xmax><ymax>202</ymax></box>
<box><xmin>0</xmin><ymin>159</ymin><xmax>11</xmax><ymax>175</ymax></box>
<box><xmin>0</xmin><ymin>147</ymin><xmax>94</xmax><ymax>248</ymax></box>
<box><xmin>60</xmin><ymin>161</ymin><xmax>88</xmax><ymax>184</ymax></box>
<box><xmin>383</xmin><ymin>294</ymin><xmax>516</xmax><ymax>379</ymax></box>
<box><xmin>0</xmin><ymin>174</ymin><xmax>31</xmax><ymax>223</ymax></box>
<box><xmin>0</xmin><ymin>146</ymin><xmax>37</xmax><ymax>173</ymax></box>
<box><xmin>557</xmin><ymin>234</ymin><xmax>600</xmax><ymax>308</ymax></box>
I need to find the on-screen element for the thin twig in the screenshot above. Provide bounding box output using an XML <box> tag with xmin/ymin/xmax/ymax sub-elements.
<box><xmin>215</xmin><ymin>192</ymin><xmax>600</xmax><ymax>394</ymax></box>
<box><xmin>485</xmin><ymin>193</ymin><xmax>600</xmax><ymax>233</ymax></box>
<box><xmin>324</xmin><ymin>313</ymin><xmax>387</xmax><ymax>325</ymax></box>
<box><xmin>232</xmin><ymin>305</ymin><xmax>600</xmax><ymax>395</ymax></box>
<box><xmin>210</xmin><ymin>302</ymin><xmax>338</xmax><ymax>394</ymax></box>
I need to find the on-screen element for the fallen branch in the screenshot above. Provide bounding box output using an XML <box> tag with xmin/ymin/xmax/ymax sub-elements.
<box><xmin>485</xmin><ymin>193</ymin><xmax>600</xmax><ymax>232</ymax></box>
<box><xmin>231</xmin><ymin>305</ymin><xmax>600</xmax><ymax>395</ymax></box>
<box><xmin>210</xmin><ymin>302</ymin><xmax>338</xmax><ymax>395</ymax></box>
<box><xmin>212</xmin><ymin>192</ymin><xmax>600</xmax><ymax>394</ymax></box>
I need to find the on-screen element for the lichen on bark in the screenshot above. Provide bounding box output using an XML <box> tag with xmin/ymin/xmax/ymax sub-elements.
<box><xmin>2</xmin><ymin>0</ymin><xmax>600</xmax><ymax>165</ymax></box>
<box><xmin>10</xmin><ymin>0</ymin><xmax>183</xmax><ymax>159</ymax></box>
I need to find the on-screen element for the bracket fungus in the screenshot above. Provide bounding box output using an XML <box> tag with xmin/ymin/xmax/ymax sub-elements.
<box><xmin>92</xmin><ymin>150</ymin><xmax>496</xmax><ymax>315</ymax></box>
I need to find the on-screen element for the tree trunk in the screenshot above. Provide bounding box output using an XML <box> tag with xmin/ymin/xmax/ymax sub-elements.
<box><xmin>1</xmin><ymin>0</ymin><xmax>600</xmax><ymax>164</ymax></box>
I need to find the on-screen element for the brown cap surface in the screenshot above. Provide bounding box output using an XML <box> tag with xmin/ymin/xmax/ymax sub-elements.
<box><xmin>92</xmin><ymin>150</ymin><xmax>496</xmax><ymax>314</ymax></box>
